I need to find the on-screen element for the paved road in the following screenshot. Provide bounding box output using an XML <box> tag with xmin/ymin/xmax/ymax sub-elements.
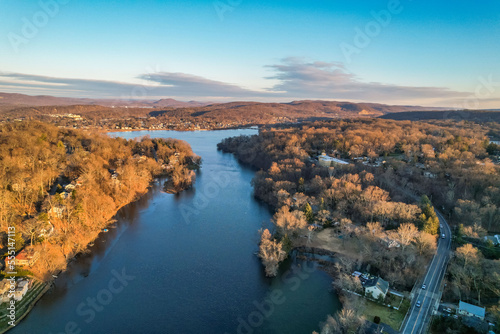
<box><xmin>400</xmin><ymin>210</ymin><xmax>452</xmax><ymax>334</ymax></box>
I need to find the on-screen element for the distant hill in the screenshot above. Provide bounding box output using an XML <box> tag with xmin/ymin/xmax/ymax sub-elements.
<box><xmin>379</xmin><ymin>110</ymin><xmax>500</xmax><ymax>123</ymax></box>
<box><xmin>0</xmin><ymin>92</ymin><xmax>207</xmax><ymax>108</ymax></box>
<box><xmin>0</xmin><ymin>92</ymin><xmax>452</xmax><ymax>124</ymax></box>
<box><xmin>152</xmin><ymin>98</ymin><xmax>206</xmax><ymax>108</ymax></box>
<box><xmin>148</xmin><ymin>100</ymin><xmax>446</xmax><ymax>122</ymax></box>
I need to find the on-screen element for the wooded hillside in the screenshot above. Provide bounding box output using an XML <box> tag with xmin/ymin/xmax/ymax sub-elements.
<box><xmin>0</xmin><ymin>121</ymin><xmax>199</xmax><ymax>279</ymax></box>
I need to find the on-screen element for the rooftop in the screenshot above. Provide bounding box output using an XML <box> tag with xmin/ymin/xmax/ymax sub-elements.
<box><xmin>318</xmin><ymin>153</ymin><xmax>349</xmax><ymax>165</ymax></box>
<box><xmin>459</xmin><ymin>301</ymin><xmax>485</xmax><ymax>318</ymax></box>
<box><xmin>364</xmin><ymin>277</ymin><xmax>389</xmax><ymax>294</ymax></box>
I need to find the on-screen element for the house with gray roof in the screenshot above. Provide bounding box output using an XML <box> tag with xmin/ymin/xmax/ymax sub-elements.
<box><xmin>363</xmin><ymin>277</ymin><xmax>389</xmax><ymax>299</ymax></box>
<box><xmin>484</xmin><ymin>235</ymin><xmax>500</xmax><ymax>246</ymax></box>
<box><xmin>458</xmin><ymin>301</ymin><xmax>485</xmax><ymax>320</ymax></box>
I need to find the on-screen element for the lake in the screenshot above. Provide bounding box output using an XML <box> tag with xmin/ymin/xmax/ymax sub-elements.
<box><xmin>12</xmin><ymin>129</ymin><xmax>339</xmax><ymax>334</ymax></box>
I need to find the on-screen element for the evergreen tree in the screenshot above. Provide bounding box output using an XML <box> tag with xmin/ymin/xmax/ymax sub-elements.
<box><xmin>303</xmin><ymin>203</ymin><xmax>314</xmax><ymax>223</ymax></box>
<box><xmin>419</xmin><ymin>195</ymin><xmax>439</xmax><ymax>235</ymax></box>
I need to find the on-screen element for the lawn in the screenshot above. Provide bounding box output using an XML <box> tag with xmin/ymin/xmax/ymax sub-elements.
<box><xmin>0</xmin><ymin>281</ymin><xmax>47</xmax><ymax>331</ymax></box>
<box><xmin>385</xmin><ymin>293</ymin><xmax>404</xmax><ymax>310</ymax></box>
<box><xmin>362</xmin><ymin>299</ymin><xmax>406</xmax><ymax>331</ymax></box>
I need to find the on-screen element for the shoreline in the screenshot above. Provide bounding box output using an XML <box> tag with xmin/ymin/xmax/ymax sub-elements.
<box><xmin>1</xmin><ymin>172</ymin><xmax>189</xmax><ymax>331</ymax></box>
<box><xmin>103</xmin><ymin>125</ymin><xmax>259</xmax><ymax>133</ymax></box>
<box><xmin>0</xmin><ymin>282</ymin><xmax>51</xmax><ymax>334</ymax></box>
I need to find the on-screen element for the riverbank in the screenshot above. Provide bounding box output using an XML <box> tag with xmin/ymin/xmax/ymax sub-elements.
<box><xmin>1</xmin><ymin>175</ymin><xmax>189</xmax><ymax>332</ymax></box>
<box><xmin>0</xmin><ymin>280</ymin><xmax>50</xmax><ymax>333</ymax></box>
<box><xmin>0</xmin><ymin>133</ymin><xmax>200</xmax><ymax>331</ymax></box>
<box><xmin>0</xmin><ymin>185</ymin><xmax>151</xmax><ymax>332</ymax></box>
<box><xmin>11</xmin><ymin>128</ymin><xmax>338</xmax><ymax>334</ymax></box>
<box><xmin>100</xmin><ymin>124</ymin><xmax>259</xmax><ymax>133</ymax></box>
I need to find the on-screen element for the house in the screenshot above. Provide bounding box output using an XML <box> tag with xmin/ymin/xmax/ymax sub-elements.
<box><xmin>16</xmin><ymin>279</ymin><xmax>31</xmax><ymax>290</ymax></box>
<box><xmin>351</xmin><ymin>271</ymin><xmax>362</xmax><ymax>278</ymax></box>
<box><xmin>364</xmin><ymin>277</ymin><xmax>389</xmax><ymax>299</ymax></box>
<box><xmin>380</xmin><ymin>237</ymin><xmax>401</xmax><ymax>249</ymax></box>
<box><xmin>5</xmin><ymin>249</ymin><xmax>40</xmax><ymax>268</ymax></box>
<box><xmin>38</xmin><ymin>222</ymin><xmax>54</xmax><ymax>238</ymax></box>
<box><xmin>484</xmin><ymin>235</ymin><xmax>500</xmax><ymax>246</ymax></box>
<box><xmin>48</xmin><ymin>206</ymin><xmax>64</xmax><ymax>218</ymax></box>
<box><xmin>458</xmin><ymin>301</ymin><xmax>485</xmax><ymax>320</ymax></box>
<box><xmin>14</xmin><ymin>283</ymin><xmax>29</xmax><ymax>301</ymax></box>
<box><xmin>423</xmin><ymin>171</ymin><xmax>437</xmax><ymax>179</ymax></box>
<box><xmin>317</xmin><ymin>153</ymin><xmax>350</xmax><ymax>167</ymax></box>
<box><xmin>0</xmin><ymin>280</ymin><xmax>10</xmax><ymax>294</ymax></box>
<box><xmin>0</xmin><ymin>279</ymin><xmax>31</xmax><ymax>302</ymax></box>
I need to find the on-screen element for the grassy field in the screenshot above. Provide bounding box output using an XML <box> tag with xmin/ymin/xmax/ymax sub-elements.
<box><xmin>362</xmin><ymin>299</ymin><xmax>406</xmax><ymax>331</ymax></box>
<box><xmin>0</xmin><ymin>281</ymin><xmax>48</xmax><ymax>333</ymax></box>
<box><xmin>385</xmin><ymin>293</ymin><xmax>404</xmax><ymax>310</ymax></box>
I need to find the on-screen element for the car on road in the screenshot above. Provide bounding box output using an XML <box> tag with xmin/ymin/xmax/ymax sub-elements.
<box><xmin>442</xmin><ymin>233</ymin><xmax>445</xmax><ymax>239</ymax></box>
<box><xmin>422</xmin><ymin>284</ymin><xmax>426</xmax><ymax>290</ymax></box>
<box><xmin>416</xmin><ymin>301</ymin><xmax>421</xmax><ymax>308</ymax></box>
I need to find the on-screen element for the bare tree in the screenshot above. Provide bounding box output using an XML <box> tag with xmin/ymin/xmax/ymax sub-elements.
<box><xmin>273</xmin><ymin>205</ymin><xmax>308</xmax><ymax>235</ymax></box>
<box><xmin>395</xmin><ymin>223</ymin><xmax>419</xmax><ymax>251</ymax></box>
<box><xmin>258</xmin><ymin>229</ymin><xmax>287</xmax><ymax>277</ymax></box>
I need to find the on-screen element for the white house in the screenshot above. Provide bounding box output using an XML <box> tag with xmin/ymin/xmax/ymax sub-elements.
<box><xmin>317</xmin><ymin>153</ymin><xmax>350</xmax><ymax>167</ymax></box>
<box><xmin>484</xmin><ymin>235</ymin><xmax>500</xmax><ymax>246</ymax></box>
<box><xmin>458</xmin><ymin>301</ymin><xmax>485</xmax><ymax>320</ymax></box>
<box><xmin>12</xmin><ymin>279</ymin><xmax>30</xmax><ymax>301</ymax></box>
<box><xmin>364</xmin><ymin>277</ymin><xmax>389</xmax><ymax>299</ymax></box>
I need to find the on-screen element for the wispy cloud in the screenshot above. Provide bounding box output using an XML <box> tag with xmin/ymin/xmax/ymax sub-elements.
<box><xmin>266</xmin><ymin>58</ymin><xmax>470</xmax><ymax>105</ymax></box>
<box><xmin>137</xmin><ymin>72</ymin><xmax>263</xmax><ymax>98</ymax></box>
<box><xmin>1</xmin><ymin>59</ymin><xmax>496</xmax><ymax>107</ymax></box>
<box><xmin>0</xmin><ymin>72</ymin><xmax>267</xmax><ymax>100</ymax></box>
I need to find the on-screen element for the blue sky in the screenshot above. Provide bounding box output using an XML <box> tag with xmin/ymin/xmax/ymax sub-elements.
<box><xmin>1</xmin><ymin>0</ymin><xmax>499</xmax><ymax>107</ymax></box>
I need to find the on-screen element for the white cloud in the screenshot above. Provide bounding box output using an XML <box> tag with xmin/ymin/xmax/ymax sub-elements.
<box><xmin>1</xmin><ymin>59</ymin><xmax>497</xmax><ymax>107</ymax></box>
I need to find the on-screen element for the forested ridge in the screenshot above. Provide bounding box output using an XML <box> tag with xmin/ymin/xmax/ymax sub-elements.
<box><xmin>0</xmin><ymin>121</ymin><xmax>200</xmax><ymax>280</ymax></box>
<box><xmin>0</xmin><ymin>98</ymin><xmax>447</xmax><ymax>131</ymax></box>
<box><xmin>218</xmin><ymin>119</ymin><xmax>500</xmax><ymax>314</ymax></box>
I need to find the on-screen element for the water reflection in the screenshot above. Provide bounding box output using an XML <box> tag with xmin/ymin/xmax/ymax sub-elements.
<box><xmin>12</xmin><ymin>130</ymin><xmax>338</xmax><ymax>334</ymax></box>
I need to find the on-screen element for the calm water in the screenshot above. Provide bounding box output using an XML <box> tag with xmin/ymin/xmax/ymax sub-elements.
<box><xmin>13</xmin><ymin>129</ymin><xmax>339</xmax><ymax>334</ymax></box>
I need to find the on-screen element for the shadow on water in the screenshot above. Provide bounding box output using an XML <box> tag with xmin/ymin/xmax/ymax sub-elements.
<box><xmin>40</xmin><ymin>179</ymin><xmax>164</xmax><ymax>302</ymax></box>
<box><xmin>13</xmin><ymin>129</ymin><xmax>339</xmax><ymax>334</ymax></box>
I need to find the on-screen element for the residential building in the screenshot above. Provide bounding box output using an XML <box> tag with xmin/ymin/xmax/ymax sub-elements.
<box><xmin>458</xmin><ymin>301</ymin><xmax>485</xmax><ymax>320</ymax></box>
<box><xmin>0</xmin><ymin>280</ymin><xmax>10</xmax><ymax>294</ymax></box>
<box><xmin>484</xmin><ymin>235</ymin><xmax>500</xmax><ymax>246</ymax></box>
<box><xmin>424</xmin><ymin>171</ymin><xmax>437</xmax><ymax>179</ymax></box>
<box><xmin>6</xmin><ymin>249</ymin><xmax>40</xmax><ymax>268</ymax></box>
<box><xmin>48</xmin><ymin>206</ymin><xmax>64</xmax><ymax>218</ymax></box>
<box><xmin>14</xmin><ymin>284</ymin><xmax>28</xmax><ymax>301</ymax></box>
<box><xmin>364</xmin><ymin>277</ymin><xmax>389</xmax><ymax>299</ymax></box>
<box><xmin>317</xmin><ymin>153</ymin><xmax>350</xmax><ymax>167</ymax></box>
